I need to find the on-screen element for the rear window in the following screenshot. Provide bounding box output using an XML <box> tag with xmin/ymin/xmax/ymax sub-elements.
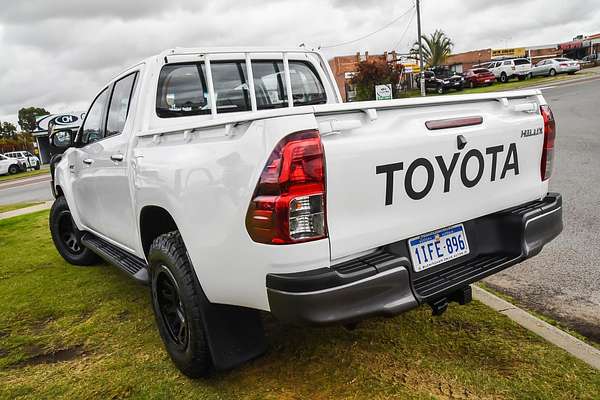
<box><xmin>156</xmin><ymin>60</ymin><xmax>326</xmax><ymax>118</ymax></box>
<box><xmin>473</xmin><ymin>69</ymin><xmax>490</xmax><ymax>74</ymax></box>
<box><xmin>513</xmin><ymin>59</ymin><xmax>530</xmax><ymax>65</ymax></box>
<box><xmin>555</xmin><ymin>58</ymin><xmax>569</xmax><ymax>62</ymax></box>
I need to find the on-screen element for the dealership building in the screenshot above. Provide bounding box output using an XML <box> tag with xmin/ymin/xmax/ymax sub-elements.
<box><xmin>32</xmin><ymin>112</ymin><xmax>85</xmax><ymax>164</ymax></box>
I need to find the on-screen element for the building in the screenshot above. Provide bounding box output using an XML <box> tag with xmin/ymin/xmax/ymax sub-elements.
<box><xmin>33</xmin><ymin>112</ymin><xmax>85</xmax><ymax>164</ymax></box>
<box><xmin>559</xmin><ymin>33</ymin><xmax>600</xmax><ymax>59</ymax></box>
<box><xmin>328</xmin><ymin>51</ymin><xmax>420</xmax><ymax>102</ymax></box>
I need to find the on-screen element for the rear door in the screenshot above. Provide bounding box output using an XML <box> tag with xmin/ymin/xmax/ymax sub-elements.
<box><xmin>316</xmin><ymin>95</ymin><xmax>548</xmax><ymax>260</ymax></box>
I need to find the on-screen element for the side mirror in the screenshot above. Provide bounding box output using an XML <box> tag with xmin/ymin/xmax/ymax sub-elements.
<box><xmin>50</xmin><ymin>129</ymin><xmax>75</xmax><ymax>149</ymax></box>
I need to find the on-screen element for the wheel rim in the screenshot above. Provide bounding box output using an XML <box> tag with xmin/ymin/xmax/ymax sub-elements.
<box><xmin>154</xmin><ymin>267</ymin><xmax>189</xmax><ymax>349</ymax></box>
<box><xmin>57</xmin><ymin>210</ymin><xmax>82</xmax><ymax>254</ymax></box>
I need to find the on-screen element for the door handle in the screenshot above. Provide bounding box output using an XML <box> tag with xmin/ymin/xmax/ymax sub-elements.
<box><xmin>82</xmin><ymin>159</ymin><xmax>94</xmax><ymax>165</ymax></box>
<box><xmin>110</xmin><ymin>154</ymin><xmax>124</xmax><ymax>162</ymax></box>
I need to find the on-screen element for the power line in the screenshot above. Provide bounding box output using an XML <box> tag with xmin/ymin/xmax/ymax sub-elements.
<box><xmin>392</xmin><ymin>8</ymin><xmax>416</xmax><ymax>52</ymax></box>
<box><xmin>320</xmin><ymin>4</ymin><xmax>416</xmax><ymax>50</ymax></box>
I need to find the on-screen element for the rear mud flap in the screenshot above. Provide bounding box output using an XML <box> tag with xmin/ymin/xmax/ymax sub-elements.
<box><xmin>200</xmin><ymin>300</ymin><xmax>267</xmax><ymax>370</ymax></box>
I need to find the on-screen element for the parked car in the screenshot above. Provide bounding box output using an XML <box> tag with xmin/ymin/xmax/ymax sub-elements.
<box><xmin>531</xmin><ymin>58</ymin><xmax>580</xmax><ymax>77</ymax></box>
<box><xmin>463</xmin><ymin>68</ymin><xmax>496</xmax><ymax>88</ymax></box>
<box><xmin>4</xmin><ymin>151</ymin><xmax>41</xmax><ymax>170</ymax></box>
<box><xmin>0</xmin><ymin>154</ymin><xmax>22</xmax><ymax>175</ymax></box>
<box><xmin>581</xmin><ymin>53</ymin><xmax>599</xmax><ymax>63</ymax></box>
<box><xmin>487</xmin><ymin>58</ymin><xmax>532</xmax><ymax>83</ymax></box>
<box><xmin>49</xmin><ymin>47</ymin><xmax>562</xmax><ymax>377</ymax></box>
<box><xmin>415</xmin><ymin>69</ymin><xmax>464</xmax><ymax>94</ymax></box>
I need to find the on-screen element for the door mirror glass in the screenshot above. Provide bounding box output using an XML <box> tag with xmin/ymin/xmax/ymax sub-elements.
<box><xmin>50</xmin><ymin>129</ymin><xmax>74</xmax><ymax>149</ymax></box>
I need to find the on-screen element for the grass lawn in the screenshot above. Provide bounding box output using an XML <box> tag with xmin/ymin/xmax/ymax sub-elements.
<box><xmin>398</xmin><ymin>71</ymin><xmax>593</xmax><ymax>98</ymax></box>
<box><xmin>0</xmin><ymin>202</ymin><xmax>44</xmax><ymax>214</ymax></box>
<box><xmin>0</xmin><ymin>168</ymin><xmax>49</xmax><ymax>183</ymax></box>
<box><xmin>1</xmin><ymin>211</ymin><xmax>599</xmax><ymax>399</ymax></box>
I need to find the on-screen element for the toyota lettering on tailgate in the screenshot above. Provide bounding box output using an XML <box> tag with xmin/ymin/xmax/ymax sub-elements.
<box><xmin>376</xmin><ymin>143</ymin><xmax>519</xmax><ymax>205</ymax></box>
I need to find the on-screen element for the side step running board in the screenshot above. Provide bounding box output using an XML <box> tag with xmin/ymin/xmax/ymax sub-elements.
<box><xmin>81</xmin><ymin>233</ymin><xmax>149</xmax><ymax>284</ymax></box>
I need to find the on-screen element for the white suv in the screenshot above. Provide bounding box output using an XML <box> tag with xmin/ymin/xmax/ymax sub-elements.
<box><xmin>487</xmin><ymin>58</ymin><xmax>532</xmax><ymax>83</ymax></box>
<box><xmin>4</xmin><ymin>151</ymin><xmax>41</xmax><ymax>170</ymax></box>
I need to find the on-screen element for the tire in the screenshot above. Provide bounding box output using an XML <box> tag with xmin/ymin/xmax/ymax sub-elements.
<box><xmin>148</xmin><ymin>231</ymin><xmax>212</xmax><ymax>378</ymax></box>
<box><xmin>49</xmin><ymin>196</ymin><xmax>99</xmax><ymax>266</ymax></box>
<box><xmin>8</xmin><ymin>164</ymin><xmax>18</xmax><ymax>174</ymax></box>
<box><xmin>436</xmin><ymin>85</ymin><xmax>444</xmax><ymax>94</ymax></box>
<box><xmin>500</xmin><ymin>72</ymin><xmax>508</xmax><ymax>83</ymax></box>
<box><xmin>549</xmin><ymin>68</ymin><xmax>556</xmax><ymax>77</ymax></box>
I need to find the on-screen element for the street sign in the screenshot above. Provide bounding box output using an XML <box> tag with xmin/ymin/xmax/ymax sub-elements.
<box><xmin>375</xmin><ymin>84</ymin><xmax>393</xmax><ymax>100</ymax></box>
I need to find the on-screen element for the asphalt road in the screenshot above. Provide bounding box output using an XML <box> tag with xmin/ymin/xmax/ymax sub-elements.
<box><xmin>0</xmin><ymin>175</ymin><xmax>53</xmax><ymax>205</ymax></box>
<box><xmin>486</xmin><ymin>76</ymin><xmax>600</xmax><ymax>341</ymax></box>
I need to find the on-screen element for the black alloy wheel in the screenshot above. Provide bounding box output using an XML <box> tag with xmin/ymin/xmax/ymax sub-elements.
<box><xmin>153</xmin><ymin>266</ymin><xmax>189</xmax><ymax>349</ymax></box>
<box><xmin>57</xmin><ymin>209</ymin><xmax>83</xmax><ymax>255</ymax></box>
<box><xmin>49</xmin><ymin>196</ymin><xmax>99</xmax><ymax>265</ymax></box>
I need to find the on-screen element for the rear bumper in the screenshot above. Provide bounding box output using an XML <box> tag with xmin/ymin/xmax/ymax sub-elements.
<box><xmin>267</xmin><ymin>193</ymin><xmax>562</xmax><ymax>325</ymax></box>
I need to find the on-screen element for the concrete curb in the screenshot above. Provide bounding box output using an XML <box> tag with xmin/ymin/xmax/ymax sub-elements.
<box><xmin>473</xmin><ymin>285</ymin><xmax>600</xmax><ymax>370</ymax></box>
<box><xmin>0</xmin><ymin>201</ymin><xmax>53</xmax><ymax>220</ymax></box>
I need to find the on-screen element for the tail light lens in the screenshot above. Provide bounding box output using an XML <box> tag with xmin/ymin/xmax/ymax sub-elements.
<box><xmin>560</xmin><ymin>63</ymin><xmax>568</xmax><ymax>67</ymax></box>
<box><xmin>246</xmin><ymin>129</ymin><xmax>327</xmax><ymax>244</ymax></box>
<box><xmin>540</xmin><ymin>105</ymin><xmax>556</xmax><ymax>181</ymax></box>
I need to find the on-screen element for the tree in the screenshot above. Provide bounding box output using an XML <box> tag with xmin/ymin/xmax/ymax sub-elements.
<box><xmin>18</xmin><ymin>106</ymin><xmax>50</xmax><ymax>133</ymax></box>
<box><xmin>350</xmin><ymin>58</ymin><xmax>404</xmax><ymax>101</ymax></box>
<box><xmin>0</xmin><ymin>121</ymin><xmax>18</xmax><ymax>138</ymax></box>
<box><xmin>411</xmin><ymin>29</ymin><xmax>454</xmax><ymax>67</ymax></box>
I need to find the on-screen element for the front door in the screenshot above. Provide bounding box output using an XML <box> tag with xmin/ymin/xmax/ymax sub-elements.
<box><xmin>71</xmin><ymin>72</ymin><xmax>139</xmax><ymax>251</ymax></box>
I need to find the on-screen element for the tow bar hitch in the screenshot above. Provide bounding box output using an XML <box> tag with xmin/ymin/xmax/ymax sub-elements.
<box><xmin>428</xmin><ymin>285</ymin><xmax>473</xmax><ymax>316</ymax></box>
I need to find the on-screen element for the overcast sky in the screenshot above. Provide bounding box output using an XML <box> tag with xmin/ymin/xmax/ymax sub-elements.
<box><xmin>1</xmin><ymin>0</ymin><xmax>598</xmax><ymax>127</ymax></box>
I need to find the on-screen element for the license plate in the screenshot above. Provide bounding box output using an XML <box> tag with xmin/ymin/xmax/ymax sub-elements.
<box><xmin>485</xmin><ymin>79</ymin><xmax>491</xmax><ymax>82</ymax></box>
<box><xmin>409</xmin><ymin>224</ymin><xmax>470</xmax><ymax>272</ymax></box>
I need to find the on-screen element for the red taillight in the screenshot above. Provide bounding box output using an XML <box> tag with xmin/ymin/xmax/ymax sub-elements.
<box><xmin>246</xmin><ymin>129</ymin><xmax>327</xmax><ymax>244</ymax></box>
<box><xmin>540</xmin><ymin>105</ymin><xmax>556</xmax><ymax>181</ymax></box>
<box><xmin>560</xmin><ymin>63</ymin><xmax>568</xmax><ymax>67</ymax></box>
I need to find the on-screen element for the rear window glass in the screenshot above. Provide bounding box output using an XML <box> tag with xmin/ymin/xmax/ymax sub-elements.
<box><xmin>513</xmin><ymin>59</ymin><xmax>530</xmax><ymax>65</ymax></box>
<box><xmin>473</xmin><ymin>69</ymin><xmax>490</xmax><ymax>74</ymax></box>
<box><xmin>156</xmin><ymin>60</ymin><xmax>326</xmax><ymax>118</ymax></box>
<box><xmin>555</xmin><ymin>58</ymin><xmax>569</xmax><ymax>62</ymax></box>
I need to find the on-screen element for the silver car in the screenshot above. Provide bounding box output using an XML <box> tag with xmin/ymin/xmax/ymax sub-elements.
<box><xmin>531</xmin><ymin>58</ymin><xmax>580</xmax><ymax>77</ymax></box>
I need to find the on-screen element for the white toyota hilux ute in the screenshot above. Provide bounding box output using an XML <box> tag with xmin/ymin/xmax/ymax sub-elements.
<box><xmin>49</xmin><ymin>47</ymin><xmax>563</xmax><ymax>377</ymax></box>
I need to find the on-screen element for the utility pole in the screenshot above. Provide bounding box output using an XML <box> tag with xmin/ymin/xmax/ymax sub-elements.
<box><xmin>416</xmin><ymin>0</ymin><xmax>425</xmax><ymax>96</ymax></box>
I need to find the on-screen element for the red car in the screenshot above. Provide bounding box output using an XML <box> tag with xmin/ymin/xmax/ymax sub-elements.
<box><xmin>463</xmin><ymin>68</ymin><xmax>496</xmax><ymax>88</ymax></box>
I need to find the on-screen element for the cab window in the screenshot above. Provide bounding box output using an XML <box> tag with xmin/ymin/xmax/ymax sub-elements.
<box><xmin>156</xmin><ymin>60</ymin><xmax>327</xmax><ymax>118</ymax></box>
<box><xmin>106</xmin><ymin>72</ymin><xmax>138</xmax><ymax>137</ymax></box>
<box><xmin>81</xmin><ymin>88</ymin><xmax>109</xmax><ymax>144</ymax></box>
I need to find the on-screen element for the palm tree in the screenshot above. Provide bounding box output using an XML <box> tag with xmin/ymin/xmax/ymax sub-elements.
<box><xmin>412</xmin><ymin>30</ymin><xmax>454</xmax><ymax>67</ymax></box>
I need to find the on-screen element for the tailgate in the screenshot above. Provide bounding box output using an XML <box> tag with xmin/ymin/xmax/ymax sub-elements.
<box><xmin>316</xmin><ymin>93</ymin><xmax>548</xmax><ymax>260</ymax></box>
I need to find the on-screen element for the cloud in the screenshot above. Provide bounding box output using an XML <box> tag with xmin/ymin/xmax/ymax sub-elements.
<box><xmin>0</xmin><ymin>0</ymin><xmax>598</xmax><ymax>126</ymax></box>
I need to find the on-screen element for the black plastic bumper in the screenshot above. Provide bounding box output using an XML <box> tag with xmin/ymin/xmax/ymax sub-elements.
<box><xmin>267</xmin><ymin>193</ymin><xmax>563</xmax><ymax>326</ymax></box>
